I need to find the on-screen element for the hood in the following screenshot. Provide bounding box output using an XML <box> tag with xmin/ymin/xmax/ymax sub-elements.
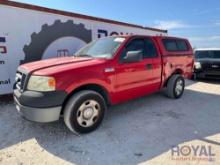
<box><xmin>19</xmin><ymin>57</ymin><xmax>96</xmax><ymax>73</ymax></box>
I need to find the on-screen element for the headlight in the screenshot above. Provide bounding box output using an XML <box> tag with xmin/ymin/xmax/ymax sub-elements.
<box><xmin>27</xmin><ymin>75</ymin><xmax>56</xmax><ymax>92</ymax></box>
<box><xmin>194</xmin><ymin>62</ymin><xmax>202</xmax><ymax>69</ymax></box>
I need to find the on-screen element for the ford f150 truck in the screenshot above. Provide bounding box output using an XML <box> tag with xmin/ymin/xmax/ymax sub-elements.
<box><xmin>14</xmin><ymin>35</ymin><xmax>193</xmax><ymax>133</ymax></box>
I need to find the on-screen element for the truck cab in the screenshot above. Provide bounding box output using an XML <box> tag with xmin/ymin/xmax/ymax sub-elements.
<box><xmin>14</xmin><ymin>35</ymin><xmax>193</xmax><ymax>133</ymax></box>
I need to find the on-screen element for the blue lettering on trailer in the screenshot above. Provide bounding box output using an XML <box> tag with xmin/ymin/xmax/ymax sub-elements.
<box><xmin>0</xmin><ymin>37</ymin><xmax>6</xmax><ymax>42</ymax></box>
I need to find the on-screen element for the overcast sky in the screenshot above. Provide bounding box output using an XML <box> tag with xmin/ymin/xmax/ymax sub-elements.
<box><xmin>12</xmin><ymin>0</ymin><xmax>220</xmax><ymax>48</ymax></box>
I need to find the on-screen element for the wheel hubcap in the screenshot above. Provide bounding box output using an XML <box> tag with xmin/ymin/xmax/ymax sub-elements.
<box><xmin>77</xmin><ymin>100</ymin><xmax>100</xmax><ymax>128</ymax></box>
<box><xmin>83</xmin><ymin>108</ymin><xmax>94</xmax><ymax>119</ymax></box>
<box><xmin>175</xmin><ymin>79</ymin><xmax>184</xmax><ymax>95</ymax></box>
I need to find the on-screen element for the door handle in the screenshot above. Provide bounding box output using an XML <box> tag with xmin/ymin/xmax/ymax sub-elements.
<box><xmin>146</xmin><ymin>64</ymin><xmax>153</xmax><ymax>70</ymax></box>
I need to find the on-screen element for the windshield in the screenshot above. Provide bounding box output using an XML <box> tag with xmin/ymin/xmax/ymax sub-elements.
<box><xmin>195</xmin><ymin>51</ymin><xmax>210</xmax><ymax>59</ymax></box>
<box><xmin>213</xmin><ymin>51</ymin><xmax>220</xmax><ymax>59</ymax></box>
<box><xmin>75</xmin><ymin>37</ymin><xmax>125</xmax><ymax>58</ymax></box>
<box><xmin>195</xmin><ymin>50</ymin><xmax>220</xmax><ymax>59</ymax></box>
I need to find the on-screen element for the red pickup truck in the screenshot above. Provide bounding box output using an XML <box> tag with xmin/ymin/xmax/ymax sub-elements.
<box><xmin>14</xmin><ymin>35</ymin><xmax>193</xmax><ymax>133</ymax></box>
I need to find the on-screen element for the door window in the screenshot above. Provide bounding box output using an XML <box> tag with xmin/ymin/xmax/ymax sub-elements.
<box><xmin>120</xmin><ymin>38</ymin><xmax>145</xmax><ymax>62</ymax></box>
<box><xmin>144</xmin><ymin>39</ymin><xmax>158</xmax><ymax>58</ymax></box>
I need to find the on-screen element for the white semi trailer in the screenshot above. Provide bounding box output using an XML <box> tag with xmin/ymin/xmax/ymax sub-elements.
<box><xmin>0</xmin><ymin>1</ymin><xmax>167</xmax><ymax>95</ymax></box>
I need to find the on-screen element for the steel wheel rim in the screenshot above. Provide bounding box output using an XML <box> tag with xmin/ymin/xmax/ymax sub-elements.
<box><xmin>77</xmin><ymin>100</ymin><xmax>100</xmax><ymax>128</ymax></box>
<box><xmin>175</xmin><ymin>79</ymin><xmax>184</xmax><ymax>96</ymax></box>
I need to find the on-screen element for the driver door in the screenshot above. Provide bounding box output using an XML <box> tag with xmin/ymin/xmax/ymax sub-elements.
<box><xmin>114</xmin><ymin>38</ymin><xmax>154</xmax><ymax>102</ymax></box>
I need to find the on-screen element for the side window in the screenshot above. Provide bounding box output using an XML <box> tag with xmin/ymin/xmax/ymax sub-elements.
<box><xmin>163</xmin><ymin>39</ymin><xmax>189</xmax><ymax>51</ymax></box>
<box><xmin>144</xmin><ymin>39</ymin><xmax>158</xmax><ymax>58</ymax></box>
<box><xmin>176</xmin><ymin>40</ymin><xmax>189</xmax><ymax>51</ymax></box>
<box><xmin>163</xmin><ymin>39</ymin><xmax>178</xmax><ymax>51</ymax></box>
<box><xmin>120</xmin><ymin>38</ymin><xmax>145</xmax><ymax>61</ymax></box>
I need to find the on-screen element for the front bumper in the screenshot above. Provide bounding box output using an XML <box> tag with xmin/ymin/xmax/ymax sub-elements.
<box><xmin>14</xmin><ymin>89</ymin><xmax>67</xmax><ymax>123</ymax></box>
<box><xmin>14</xmin><ymin>96</ymin><xmax>62</xmax><ymax>123</ymax></box>
<box><xmin>195</xmin><ymin>70</ymin><xmax>220</xmax><ymax>79</ymax></box>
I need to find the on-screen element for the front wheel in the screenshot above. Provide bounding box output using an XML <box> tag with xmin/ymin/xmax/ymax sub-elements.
<box><xmin>64</xmin><ymin>90</ymin><xmax>106</xmax><ymax>134</ymax></box>
<box><xmin>165</xmin><ymin>74</ymin><xmax>185</xmax><ymax>99</ymax></box>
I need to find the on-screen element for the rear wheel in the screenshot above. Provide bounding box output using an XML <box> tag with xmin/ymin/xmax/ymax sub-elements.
<box><xmin>64</xmin><ymin>90</ymin><xmax>106</xmax><ymax>134</ymax></box>
<box><xmin>166</xmin><ymin>74</ymin><xmax>185</xmax><ymax>99</ymax></box>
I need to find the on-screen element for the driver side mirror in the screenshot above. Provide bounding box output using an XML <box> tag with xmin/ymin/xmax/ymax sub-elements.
<box><xmin>123</xmin><ymin>50</ymin><xmax>143</xmax><ymax>63</ymax></box>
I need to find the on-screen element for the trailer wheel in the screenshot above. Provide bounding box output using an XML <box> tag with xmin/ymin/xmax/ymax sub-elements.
<box><xmin>21</xmin><ymin>20</ymin><xmax>92</xmax><ymax>64</ymax></box>
<box><xmin>64</xmin><ymin>90</ymin><xmax>106</xmax><ymax>134</ymax></box>
<box><xmin>165</xmin><ymin>74</ymin><xmax>185</xmax><ymax>99</ymax></box>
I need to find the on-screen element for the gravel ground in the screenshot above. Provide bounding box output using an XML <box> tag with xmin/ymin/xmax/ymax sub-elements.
<box><xmin>0</xmin><ymin>80</ymin><xmax>220</xmax><ymax>165</ymax></box>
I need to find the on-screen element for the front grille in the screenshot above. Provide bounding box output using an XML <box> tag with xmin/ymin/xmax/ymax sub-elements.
<box><xmin>207</xmin><ymin>65</ymin><xmax>220</xmax><ymax>71</ymax></box>
<box><xmin>15</xmin><ymin>71</ymin><xmax>27</xmax><ymax>91</ymax></box>
<box><xmin>202</xmin><ymin>62</ymin><xmax>220</xmax><ymax>71</ymax></box>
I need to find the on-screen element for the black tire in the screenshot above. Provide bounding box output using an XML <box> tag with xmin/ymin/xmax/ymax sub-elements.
<box><xmin>165</xmin><ymin>74</ymin><xmax>185</xmax><ymax>99</ymax></box>
<box><xmin>64</xmin><ymin>90</ymin><xmax>106</xmax><ymax>134</ymax></box>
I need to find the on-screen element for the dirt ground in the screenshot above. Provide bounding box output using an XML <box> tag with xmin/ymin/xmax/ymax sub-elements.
<box><xmin>0</xmin><ymin>80</ymin><xmax>220</xmax><ymax>165</ymax></box>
